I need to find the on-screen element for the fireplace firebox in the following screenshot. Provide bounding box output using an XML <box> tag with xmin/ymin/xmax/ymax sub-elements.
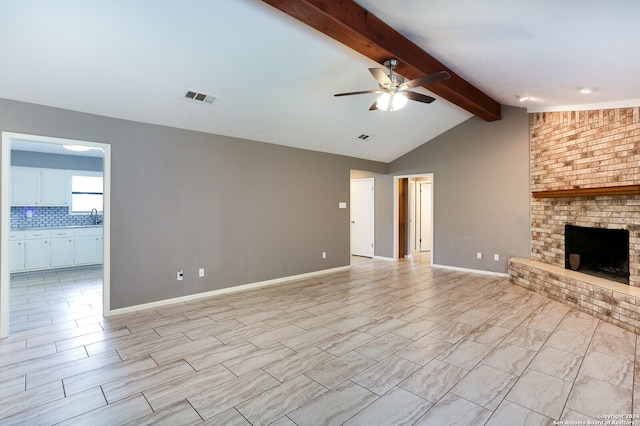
<box><xmin>564</xmin><ymin>224</ymin><xmax>630</xmax><ymax>284</ymax></box>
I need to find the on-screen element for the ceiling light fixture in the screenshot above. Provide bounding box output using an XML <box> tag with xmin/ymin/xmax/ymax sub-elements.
<box><xmin>579</xmin><ymin>87</ymin><xmax>595</xmax><ymax>94</ymax></box>
<box><xmin>516</xmin><ymin>95</ymin><xmax>530</xmax><ymax>102</ymax></box>
<box><xmin>63</xmin><ymin>145</ymin><xmax>93</xmax><ymax>152</ymax></box>
<box><xmin>376</xmin><ymin>92</ymin><xmax>408</xmax><ymax>111</ymax></box>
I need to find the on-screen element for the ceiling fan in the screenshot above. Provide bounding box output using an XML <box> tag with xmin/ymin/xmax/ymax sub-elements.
<box><xmin>334</xmin><ymin>59</ymin><xmax>450</xmax><ymax>111</ymax></box>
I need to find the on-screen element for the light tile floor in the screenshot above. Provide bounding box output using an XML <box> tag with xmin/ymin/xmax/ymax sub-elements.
<box><xmin>1</xmin><ymin>254</ymin><xmax>638</xmax><ymax>425</ymax></box>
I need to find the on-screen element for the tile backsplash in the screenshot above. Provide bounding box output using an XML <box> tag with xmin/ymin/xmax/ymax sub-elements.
<box><xmin>11</xmin><ymin>206</ymin><xmax>102</xmax><ymax>229</ymax></box>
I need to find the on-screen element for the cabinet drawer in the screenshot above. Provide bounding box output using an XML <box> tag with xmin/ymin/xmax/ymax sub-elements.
<box><xmin>51</xmin><ymin>229</ymin><xmax>74</xmax><ymax>238</ymax></box>
<box><xmin>75</xmin><ymin>227</ymin><xmax>102</xmax><ymax>237</ymax></box>
<box><xmin>25</xmin><ymin>230</ymin><xmax>51</xmax><ymax>239</ymax></box>
<box><xmin>10</xmin><ymin>231</ymin><xmax>25</xmax><ymax>240</ymax></box>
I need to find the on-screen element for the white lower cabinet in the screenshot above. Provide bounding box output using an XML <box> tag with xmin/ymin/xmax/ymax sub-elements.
<box><xmin>51</xmin><ymin>241</ymin><xmax>74</xmax><ymax>267</ymax></box>
<box><xmin>75</xmin><ymin>237</ymin><xmax>102</xmax><ymax>265</ymax></box>
<box><xmin>25</xmin><ymin>230</ymin><xmax>51</xmax><ymax>270</ymax></box>
<box><xmin>10</xmin><ymin>232</ymin><xmax>25</xmax><ymax>272</ymax></box>
<box><xmin>10</xmin><ymin>227</ymin><xmax>102</xmax><ymax>273</ymax></box>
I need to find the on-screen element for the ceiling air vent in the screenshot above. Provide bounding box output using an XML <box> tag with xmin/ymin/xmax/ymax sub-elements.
<box><xmin>357</xmin><ymin>134</ymin><xmax>374</xmax><ymax>141</ymax></box>
<box><xmin>185</xmin><ymin>90</ymin><xmax>215</xmax><ymax>104</ymax></box>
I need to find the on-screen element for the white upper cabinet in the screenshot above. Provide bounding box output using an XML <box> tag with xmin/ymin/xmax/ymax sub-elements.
<box><xmin>11</xmin><ymin>167</ymin><xmax>41</xmax><ymax>205</ymax></box>
<box><xmin>41</xmin><ymin>169</ymin><xmax>69</xmax><ymax>206</ymax></box>
<box><xmin>11</xmin><ymin>167</ymin><xmax>69</xmax><ymax>206</ymax></box>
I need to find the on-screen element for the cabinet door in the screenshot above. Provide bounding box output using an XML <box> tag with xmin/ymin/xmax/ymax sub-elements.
<box><xmin>75</xmin><ymin>236</ymin><xmax>102</xmax><ymax>265</ymax></box>
<box><xmin>41</xmin><ymin>169</ymin><xmax>69</xmax><ymax>206</ymax></box>
<box><xmin>50</xmin><ymin>238</ymin><xmax>74</xmax><ymax>267</ymax></box>
<box><xmin>25</xmin><ymin>239</ymin><xmax>50</xmax><ymax>270</ymax></box>
<box><xmin>10</xmin><ymin>240</ymin><xmax>25</xmax><ymax>272</ymax></box>
<box><xmin>11</xmin><ymin>167</ymin><xmax>41</xmax><ymax>206</ymax></box>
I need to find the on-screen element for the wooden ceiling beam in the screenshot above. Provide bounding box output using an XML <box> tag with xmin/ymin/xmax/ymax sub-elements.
<box><xmin>262</xmin><ymin>0</ymin><xmax>501</xmax><ymax>121</ymax></box>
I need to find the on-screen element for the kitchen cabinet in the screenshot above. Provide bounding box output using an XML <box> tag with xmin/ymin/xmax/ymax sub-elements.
<box><xmin>50</xmin><ymin>229</ymin><xmax>74</xmax><ymax>268</ymax></box>
<box><xmin>24</xmin><ymin>230</ymin><xmax>51</xmax><ymax>270</ymax></box>
<box><xmin>74</xmin><ymin>227</ymin><xmax>103</xmax><ymax>265</ymax></box>
<box><xmin>41</xmin><ymin>169</ymin><xmax>69</xmax><ymax>206</ymax></box>
<box><xmin>9</xmin><ymin>226</ymin><xmax>103</xmax><ymax>273</ymax></box>
<box><xmin>11</xmin><ymin>167</ymin><xmax>41</xmax><ymax>206</ymax></box>
<box><xmin>11</xmin><ymin>167</ymin><xmax>69</xmax><ymax>206</ymax></box>
<box><xmin>10</xmin><ymin>227</ymin><xmax>103</xmax><ymax>273</ymax></box>
<box><xmin>9</xmin><ymin>231</ymin><xmax>25</xmax><ymax>272</ymax></box>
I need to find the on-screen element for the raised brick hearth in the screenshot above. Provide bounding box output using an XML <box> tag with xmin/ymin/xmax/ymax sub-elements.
<box><xmin>509</xmin><ymin>107</ymin><xmax>640</xmax><ymax>331</ymax></box>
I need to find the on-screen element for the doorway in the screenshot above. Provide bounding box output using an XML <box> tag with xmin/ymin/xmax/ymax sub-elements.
<box><xmin>350</xmin><ymin>178</ymin><xmax>375</xmax><ymax>257</ymax></box>
<box><xmin>394</xmin><ymin>174</ymin><xmax>434</xmax><ymax>262</ymax></box>
<box><xmin>0</xmin><ymin>132</ymin><xmax>111</xmax><ymax>338</ymax></box>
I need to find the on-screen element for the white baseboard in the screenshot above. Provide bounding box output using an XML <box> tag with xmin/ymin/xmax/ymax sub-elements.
<box><xmin>372</xmin><ymin>256</ymin><xmax>395</xmax><ymax>262</ymax></box>
<box><xmin>431</xmin><ymin>263</ymin><xmax>509</xmax><ymax>278</ymax></box>
<box><xmin>109</xmin><ymin>265</ymin><xmax>351</xmax><ymax>316</ymax></box>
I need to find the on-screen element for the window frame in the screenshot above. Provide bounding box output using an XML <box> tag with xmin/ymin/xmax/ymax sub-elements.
<box><xmin>69</xmin><ymin>171</ymin><xmax>104</xmax><ymax>215</ymax></box>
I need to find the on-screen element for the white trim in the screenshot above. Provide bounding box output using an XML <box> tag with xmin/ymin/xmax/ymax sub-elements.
<box><xmin>373</xmin><ymin>255</ymin><xmax>395</xmax><ymax>262</ymax></box>
<box><xmin>0</xmin><ymin>134</ymin><xmax>10</xmax><ymax>338</ymax></box>
<box><xmin>528</xmin><ymin>98</ymin><xmax>640</xmax><ymax>113</ymax></box>
<box><xmin>109</xmin><ymin>265</ymin><xmax>350</xmax><ymax>316</ymax></box>
<box><xmin>431</xmin><ymin>263</ymin><xmax>509</xmax><ymax>278</ymax></box>
<box><xmin>0</xmin><ymin>133</ymin><xmax>111</xmax><ymax>338</ymax></box>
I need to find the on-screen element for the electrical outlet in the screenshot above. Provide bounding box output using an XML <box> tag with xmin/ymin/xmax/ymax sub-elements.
<box><xmin>198</xmin><ymin>268</ymin><xmax>205</xmax><ymax>278</ymax></box>
<box><xmin>177</xmin><ymin>269</ymin><xmax>184</xmax><ymax>281</ymax></box>
<box><xmin>477</xmin><ymin>252</ymin><xmax>482</xmax><ymax>260</ymax></box>
<box><xmin>494</xmin><ymin>254</ymin><xmax>499</xmax><ymax>261</ymax></box>
<box><xmin>322</xmin><ymin>252</ymin><xmax>327</xmax><ymax>259</ymax></box>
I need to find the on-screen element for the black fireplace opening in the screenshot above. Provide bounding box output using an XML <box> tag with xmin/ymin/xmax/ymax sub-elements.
<box><xmin>564</xmin><ymin>224</ymin><xmax>630</xmax><ymax>284</ymax></box>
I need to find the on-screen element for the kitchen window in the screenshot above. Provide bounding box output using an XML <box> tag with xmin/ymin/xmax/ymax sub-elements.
<box><xmin>70</xmin><ymin>174</ymin><xmax>103</xmax><ymax>213</ymax></box>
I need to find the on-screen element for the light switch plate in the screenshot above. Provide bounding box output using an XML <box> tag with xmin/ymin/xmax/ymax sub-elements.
<box><xmin>339</xmin><ymin>202</ymin><xmax>347</xmax><ymax>209</ymax></box>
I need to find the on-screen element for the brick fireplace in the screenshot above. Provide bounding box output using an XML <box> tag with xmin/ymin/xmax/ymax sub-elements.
<box><xmin>509</xmin><ymin>107</ymin><xmax>640</xmax><ymax>333</ymax></box>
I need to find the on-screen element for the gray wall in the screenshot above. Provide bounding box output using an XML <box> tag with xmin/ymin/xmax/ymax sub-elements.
<box><xmin>0</xmin><ymin>98</ymin><xmax>386</xmax><ymax>309</ymax></box>
<box><xmin>385</xmin><ymin>105</ymin><xmax>530</xmax><ymax>273</ymax></box>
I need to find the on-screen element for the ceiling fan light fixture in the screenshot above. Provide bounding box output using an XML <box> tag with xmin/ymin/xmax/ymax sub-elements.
<box><xmin>376</xmin><ymin>92</ymin><xmax>407</xmax><ymax>111</ymax></box>
<box><xmin>376</xmin><ymin>92</ymin><xmax>391</xmax><ymax>111</ymax></box>
<box><xmin>392</xmin><ymin>92</ymin><xmax>408</xmax><ymax>110</ymax></box>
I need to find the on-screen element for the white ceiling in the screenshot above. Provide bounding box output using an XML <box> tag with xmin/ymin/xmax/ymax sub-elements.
<box><xmin>1</xmin><ymin>0</ymin><xmax>639</xmax><ymax>163</ymax></box>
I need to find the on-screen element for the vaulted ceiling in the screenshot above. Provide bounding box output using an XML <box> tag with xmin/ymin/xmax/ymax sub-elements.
<box><xmin>1</xmin><ymin>0</ymin><xmax>639</xmax><ymax>162</ymax></box>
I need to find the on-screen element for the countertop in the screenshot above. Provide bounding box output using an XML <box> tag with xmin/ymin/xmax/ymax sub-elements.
<box><xmin>11</xmin><ymin>225</ymin><xmax>103</xmax><ymax>231</ymax></box>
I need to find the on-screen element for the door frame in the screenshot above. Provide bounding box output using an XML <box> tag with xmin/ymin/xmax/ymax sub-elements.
<box><xmin>418</xmin><ymin>180</ymin><xmax>432</xmax><ymax>252</ymax></box>
<box><xmin>393</xmin><ymin>174</ymin><xmax>434</xmax><ymax>262</ymax></box>
<box><xmin>0</xmin><ymin>132</ymin><xmax>112</xmax><ymax>339</ymax></box>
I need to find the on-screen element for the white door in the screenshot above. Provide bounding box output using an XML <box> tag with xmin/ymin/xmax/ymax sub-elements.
<box><xmin>351</xmin><ymin>178</ymin><xmax>374</xmax><ymax>257</ymax></box>
<box><xmin>419</xmin><ymin>182</ymin><xmax>432</xmax><ymax>252</ymax></box>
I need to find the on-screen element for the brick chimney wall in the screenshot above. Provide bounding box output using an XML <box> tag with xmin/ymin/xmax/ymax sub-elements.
<box><xmin>530</xmin><ymin>107</ymin><xmax>640</xmax><ymax>287</ymax></box>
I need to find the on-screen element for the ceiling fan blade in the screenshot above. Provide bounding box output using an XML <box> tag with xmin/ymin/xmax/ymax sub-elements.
<box><xmin>401</xmin><ymin>71</ymin><xmax>451</xmax><ymax>89</ymax></box>
<box><xmin>334</xmin><ymin>90</ymin><xmax>383</xmax><ymax>97</ymax></box>
<box><xmin>403</xmin><ymin>91</ymin><xmax>436</xmax><ymax>104</ymax></box>
<box><xmin>369</xmin><ymin>68</ymin><xmax>392</xmax><ymax>87</ymax></box>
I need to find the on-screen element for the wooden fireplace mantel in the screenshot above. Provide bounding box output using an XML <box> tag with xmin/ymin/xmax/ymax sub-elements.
<box><xmin>532</xmin><ymin>184</ymin><xmax>640</xmax><ymax>199</ymax></box>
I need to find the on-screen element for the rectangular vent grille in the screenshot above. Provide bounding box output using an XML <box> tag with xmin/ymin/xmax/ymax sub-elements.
<box><xmin>185</xmin><ymin>90</ymin><xmax>215</xmax><ymax>104</ymax></box>
<box><xmin>357</xmin><ymin>134</ymin><xmax>372</xmax><ymax>141</ymax></box>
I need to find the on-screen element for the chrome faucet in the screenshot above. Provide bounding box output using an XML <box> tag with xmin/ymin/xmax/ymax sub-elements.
<box><xmin>90</xmin><ymin>208</ymin><xmax>98</xmax><ymax>225</ymax></box>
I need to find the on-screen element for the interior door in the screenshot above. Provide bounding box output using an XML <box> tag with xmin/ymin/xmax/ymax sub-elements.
<box><xmin>351</xmin><ymin>178</ymin><xmax>374</xmax><ymax>257</ymax></box>
<box><xmin>419</xmin><ymin>181</ymin><xmax>432</xmax><ymax>252</ymax></box>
